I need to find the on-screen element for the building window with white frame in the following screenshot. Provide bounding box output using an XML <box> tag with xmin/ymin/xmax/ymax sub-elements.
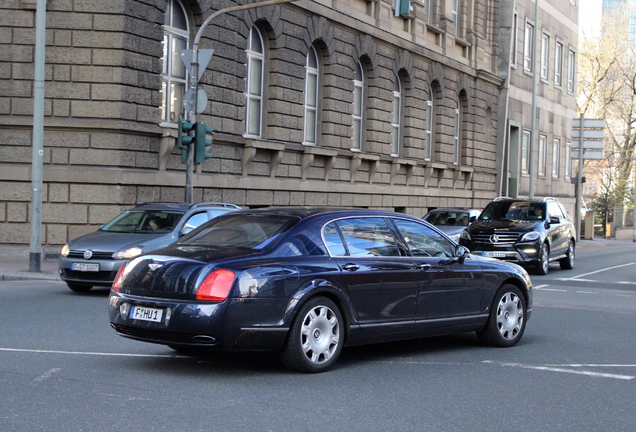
<box><xmin>524</xmin><ymin>21</ymin><xmax>534</xmax><ymax>72</ymax></box>
<box><xmin>391</xmin><ymin>76</ymin><xmax>402</xmax><ymax>156</ymax></box>
<box><xmin>511</xmin><ymin>13</ymin><xmax>518</xmax><ymax>67</ymax></box>
<box><xmin>552</xmin><ymin>138</ymin><xmax>561</xmax><ymax>178</ymax></box>
<box><xmin>453</xmin><ymin>98</ymin><xmax>460</xmax><ymax>164</ymax></box>
<box><xmin>567</xmin><ymin>49</ymin><xmax>576</xmax><ymax>93</ymax></box>
<box><xmin>161</xmin><ymin>0</ymin><xmax>189</xmax><ymax>125</ymax></box>
<box><xmin>538</xmin><ymin>134</ymin><xmax>547</xmax><ymax>176</ymax></box>
<box><xmin>352</xmin><ymin>61</ymin><xmax>365</xmax><ymax>151</ymax></box>
<box><xmin>540</xmin><ymin>32</ymin><xmax>549</xmax><ymax>81</ymax></box>
<box><xmin>554</xmin><ymin>41</ymin><xmax>563</xmax><ymax>86</ymax></box>
<box><xmin>304</xmin><ymin>46</ymin><xmax>319</xmax><ymax>145</ymax></box>
<box><xmin>451</xmin><ymin>0</ymin><xmax>458</xmax><ymax>25</ymax></box>
<box><xmin>565</xmin><ymin>141</ymin><xmax>571</xmax><ymax>179</ymax></box>
<box><xmin>245</xmin><ymin>27</ymin><xmax>265</xmax><ymax>138</ymax></box>
<box><xmin>521</xmin><ymin>130</ymin><xmax>530</xmax><ymax>174</ymax></box>
<box><xmin>425</xmin><ymin>85</ymin><xmax>434</xmax><ymax>160</ymax></box>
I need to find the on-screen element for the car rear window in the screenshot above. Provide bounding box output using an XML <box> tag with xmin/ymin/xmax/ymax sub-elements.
<box><xmin>181</xmin><ymin>214</ymin><xmax>300</xmax><ymax>249</ymax></box>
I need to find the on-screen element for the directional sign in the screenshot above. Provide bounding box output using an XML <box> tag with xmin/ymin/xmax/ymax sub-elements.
<box><xmin>572</xmin><ymin>129</ymin><xmax>605</xmax><ymax>139</ymax></box>
<box><xmin>573</xmin><ymin>118</ymin><xmax>605</xmax><ymax>129</ymax></box>
<box><xmin>572</xmin><ymin>140</ymin><xmax>605</xmax><ymax>150</ymax></box>
<box><xmin>571</xmin><ymin>149</ymin><xmax>604</xmax><ymax>160</ymax></box>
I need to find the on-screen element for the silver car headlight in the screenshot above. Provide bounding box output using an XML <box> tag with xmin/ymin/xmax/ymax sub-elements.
<box><xmin>61</xmin><ymin>244</ymin><xmax>70</xmax><ymax>257</ymax></box>
<box><xmin>112</xmin><ymin>247</ymin><xmax>144</xmax><ymax>260</ymax></box>
<box><xmin>520</xmin><ymin>231</ymin><xmax>541</xmax><ymax>242</ymax></box>
<box><xmin>449</xmin><ymin>234</ymin><xmax>460</xmax><ymax>243</ymax></box>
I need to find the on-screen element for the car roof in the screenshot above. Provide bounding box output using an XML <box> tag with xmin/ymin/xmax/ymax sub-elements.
<box><xmin>427</xmin><ymin>208</ymin><xmax>480</xmax><ymax>212</ymax></box>
<box><xmin>225</xmin><ymin>206</ymin><xmax>419</xmax><ymax>220</ymax></box>
<box><xmin>492</xmin><ymin>197</ymin><xmax>558</xmax><ymax>204</ymax></box>
<box><xmin>130</xmin><ymin>202</ymin><xmax>242</xmax><ymax>211</ymax></box>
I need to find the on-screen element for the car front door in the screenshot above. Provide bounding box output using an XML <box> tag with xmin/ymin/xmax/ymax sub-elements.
<box><xmin>546</xmin><ymin>201</ymin><xmax>568</xmax><ymax>257</ymax></box>
<box><xmin>324</xmin><ymin>218</ymin><xmax>418</xmax><ymax>334</ymax></box>
<box><xmin>391</xmin><ymin>219</ymin><xmax>484</xmax><ymax>323</ymax></box>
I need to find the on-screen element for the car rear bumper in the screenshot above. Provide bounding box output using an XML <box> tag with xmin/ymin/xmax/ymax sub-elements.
<box><xmin>108</xmin><ymin>292</ymin><xmax>290</xmax><ymax>351</ymax></box>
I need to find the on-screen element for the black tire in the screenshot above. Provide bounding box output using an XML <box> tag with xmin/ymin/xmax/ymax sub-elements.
<box><xmin>66</xmin><ymin>283</ymin><xmax>93</xmax><ymax>293</ymax></box>
<box><xmin>559</xmin><ymin>240</ymin><xmax>575</xmax><ymax>270</ymax></box>
<box><xmin>477</xmin><ymin>284</ymin><xmax>527</xmax><ymax>347</ymax></box>
<box><xmin>280</xmin><ymin>296</ymin><xmax>344</xmax><ymax>373</ymax></box>
<box><xmin>534</xmin><ymin>243</ymin><xmax>549</xmax><ymax>275</ymax></box>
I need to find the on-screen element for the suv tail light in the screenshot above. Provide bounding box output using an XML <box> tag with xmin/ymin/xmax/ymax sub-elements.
<box><xmin>196</xmin><ymin>270</ymin><xmax>236</xmax><ymax>301</ymax></box>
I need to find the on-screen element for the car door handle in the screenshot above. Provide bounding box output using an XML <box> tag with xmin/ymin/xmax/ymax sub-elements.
<box><xmin>416</xmin><ymin>264</ymin><xmax>431</xmax><ymax>271</ymax></box>
<box><xmin>341</xmin><ymin>263</ymin><xmax>360</xmax><ymax>272</ymax></box>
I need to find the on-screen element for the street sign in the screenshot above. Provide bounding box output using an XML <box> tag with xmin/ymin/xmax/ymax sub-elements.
<box><xmin>572</xmin><ymin>118</ymin><xmax>605</xmax><ymax>129</ymax></box>
<box><xmin>179</xmin><ymin>49</ymin><xmax>214</xmax><ymax>80</ymax></box>
<box><xmin>571</xmin><ymin>149</ymin><xmax>604</xmax><ymax>160</ymax></box>
<box><xmin>572</xmin><ymin>129</ymin><xmax>605</xmax><ymax>139</ymax></box>
<box><xmin>183</xmin><ymin>87</ymin><xmax>208</xmax><ymax>115</ymax></box>
<box><xmin>571</xmin><ymin>140</ymin><xmax>604</xmax><ymax>150</ymax></box>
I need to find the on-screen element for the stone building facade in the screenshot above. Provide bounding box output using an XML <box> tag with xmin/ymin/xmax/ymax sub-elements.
<box><xmin>0</xmin><ymin>0</ymin><xmax>578</xmax><ymax>258</ymax></box>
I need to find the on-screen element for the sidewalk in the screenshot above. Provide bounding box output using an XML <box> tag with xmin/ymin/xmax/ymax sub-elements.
<box><xmin>1</xmin><ymin>237</ymin><xmax>633</xmax><ymax>282</ymax></box>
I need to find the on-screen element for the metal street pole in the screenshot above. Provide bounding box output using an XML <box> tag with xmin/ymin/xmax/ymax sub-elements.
<box><xmin>29</xmin><ymin>0</ymin><xmax>47</xmax><ymax>272</ymax></box>
<box><xmin>576</xmin><ymin>113</ymin><xmax>584</xmax><ymax>241</ymax></box>
<box><xmin>528</xmin><ymin>0</ymin><xmax>539</xmax><ymax>200</ymax></box>
<box><xmin>183</xmin><ymin>0</ymin><xmax>298</xmax><ymax>203</ymax></box>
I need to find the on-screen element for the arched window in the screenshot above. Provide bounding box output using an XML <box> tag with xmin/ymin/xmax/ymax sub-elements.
<box><xmin>425</xmin><ymin>84</ymin><xmax>434</xmax><ymax>160</ymax></box>
<box><xmin>352</xmin><ymin>61</ymin><xmax>365</xmax><ymax>151</ymax></box>
<box><xmin>391</xmin><ymin>75</ymin><xmax>402</xmax><ymax>156</ymax></box>
<box><xmin>245</xmin><ymin>27</ymin><xmax>265</xmax><ymax>138</ymax></box>
<box><xmin>161</xmin><ymin>0</ymin><xmax>189</xmax><ymax>124</ymax></box>
<box><xmin>453</xmin><ymin>98</ymin><xmax>461</xmax><ymax>164</ymax></box>
<box><xmin>304</xmin><ymin>46</ymin><xmax>319</xmax><ymax>145</ymax></box>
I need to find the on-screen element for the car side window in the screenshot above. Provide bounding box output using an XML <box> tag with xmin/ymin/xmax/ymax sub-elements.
<box><xmin>323</xmin><ymin>222</ymin><xmax>347</xmax><ymax>256</ymax></box>
<box><xmin>336</xmin><ymin>218</ymin><xmax>401</xmax><ymax>257</ymax></box>
<box><xmin>547</xmin><ymin>202</ymin><xmax>564</xmax><ymax>219</ymax></box>
<box><xmin>393</xmin><ymin>219</ymin><xmax>455</xmax><ymax>257</ymax></box>
<box><xmin>183</xmin><ymin>212</ymin><xmax>210</xmax><ymax>231</ymax></box>
<box><xmin>278</xmin><ymin>231</ymin><xmax>326</xmax><ymax>257</ymax></box>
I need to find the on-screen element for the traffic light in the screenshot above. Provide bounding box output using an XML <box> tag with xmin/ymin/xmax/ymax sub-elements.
<box><xmin>177</xmin><ymin>119</ymin><xmax>195</xmax><ymax>164</ymax></box>
<box><xmin>194</xmin><ymin>121</ymin><xmax>213</xmax><ymax>165</ymax></box>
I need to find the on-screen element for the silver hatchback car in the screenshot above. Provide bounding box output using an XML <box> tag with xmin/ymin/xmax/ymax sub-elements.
<box><xmin>59</xmin><ymin>202</ymin><xmax>240</xmax><ymax>292</ymax></box>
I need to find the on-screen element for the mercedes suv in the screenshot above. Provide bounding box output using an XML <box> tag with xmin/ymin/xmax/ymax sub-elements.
<box><xmin>59</xmin><ymin>202</ymin><xmax>241</xmax><ymax>292</ymax></box>
<box><xmin>459</xmin><ymin>197</ymin><xmax>575</xmax><ymax>275</ymax></box>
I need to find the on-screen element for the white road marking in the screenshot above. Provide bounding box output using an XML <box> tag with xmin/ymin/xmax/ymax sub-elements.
<box><xmin>559</xmin><ymin>262</ymin><xmax>636</xmax><ymax>281</ymax></box>
<box><xmin>576</xmin><ymin>291</ymin><xmax>598</xmax><ymax>294</ymax></box>
<box><xmin>0</xmin><ymin>347</ymin><xmax>186</xmax><ymax>358</ymax></box>
<box><xmin>540</xmin><ymin>288</ymin><xmax>568</xmax><ymax>292</ymax></box>
<box><xmin>482</xmin><ymin>361</ymin><xmax>634</xmax><ymax>380</ymax></box>
<box><xmin>533</xmin><ymin>284</ymin><xmax>550</xmax><ymax>290</ymax></box>
<box><xmin>31</xmin><ymin>367</ymin><xmax>61</xmax><ymax>385</ymax></box>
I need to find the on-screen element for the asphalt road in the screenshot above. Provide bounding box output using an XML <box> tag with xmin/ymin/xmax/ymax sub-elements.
<box><xmin>1</xmin><ymin>243</ymin><xmax>635</xmax><ymax>431</ymax></box>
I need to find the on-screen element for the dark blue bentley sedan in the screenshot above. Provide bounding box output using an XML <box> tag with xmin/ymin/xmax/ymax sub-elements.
<box><xmin>109</xmin><ymin>207</ymin><xmax>533</xmax><ymax>373</ymax></box>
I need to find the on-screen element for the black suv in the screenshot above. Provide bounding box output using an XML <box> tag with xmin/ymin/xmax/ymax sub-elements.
<box><xmin>459</xmin><ymin>197</ymin><xmax>575</xmax><ymax>275</ymax></box>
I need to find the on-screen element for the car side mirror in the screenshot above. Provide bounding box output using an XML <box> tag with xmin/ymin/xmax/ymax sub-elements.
<box><xmin>549</xmin><ymin>216</ymin><xmax>560</xmax><ymax>225</ymax></box>
<box><xmin>455</xmin><ymin>245</ymin><xmax>468</xmax><ymax>264</ymax></box>
<box><xmin>180</xmin><ymin>226</ymin><xmax>194</xmax><ymax>237</ymax></box>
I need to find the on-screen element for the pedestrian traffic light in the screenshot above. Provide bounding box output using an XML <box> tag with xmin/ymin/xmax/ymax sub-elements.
<box><xmin>177</xmin><ymin>119</ymin><xmax>195</xmax><ymax>164</ymax></box>
<box><xmin>194</xmin><ymin>121</ymin><xmax>213</xmax><ymax>165</ymax></box>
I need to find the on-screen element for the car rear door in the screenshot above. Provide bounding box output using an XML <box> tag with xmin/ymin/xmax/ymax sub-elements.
<box><xmin>324</xmin><ymin>218</ymin><xmax>418</xmax><ymax>334</ymax></box>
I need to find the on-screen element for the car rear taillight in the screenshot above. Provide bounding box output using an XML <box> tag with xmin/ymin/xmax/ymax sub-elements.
<box><xmin>111</xmin><ymin>264</ymin><xmax>127</xmax><ymax>292</ymax></box>
<box><xmin>196</xmin><ymin>270</ymin><xmax>236</xmax><ymax>301</ymax></box>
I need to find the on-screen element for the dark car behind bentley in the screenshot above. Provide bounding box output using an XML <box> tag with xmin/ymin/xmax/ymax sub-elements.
<box><xmin>109</xmin><ymin>207</ymin><xmax>533</xmax><ymax>372</ymax></box>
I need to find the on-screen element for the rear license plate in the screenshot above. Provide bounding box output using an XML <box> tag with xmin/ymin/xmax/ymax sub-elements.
<box><xmin>129</xmin><ymin>306</ymin><xmax>164</xmax><ymax>323</ymax></box>
<box><xmin>71</xmin><ymin>263</ymin><xmax>99</xmax><ymax>272</ymax></box>
<box><xmin>484</xmin><ymin>251</ymin><xmax>507</xmax><ymax>258</ymax></box>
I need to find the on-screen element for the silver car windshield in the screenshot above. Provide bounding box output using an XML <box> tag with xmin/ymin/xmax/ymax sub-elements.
<box><xmin>100</xmin><ymin>210</ymin><xmax>185</xmax><ymax>233</ymax></box>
